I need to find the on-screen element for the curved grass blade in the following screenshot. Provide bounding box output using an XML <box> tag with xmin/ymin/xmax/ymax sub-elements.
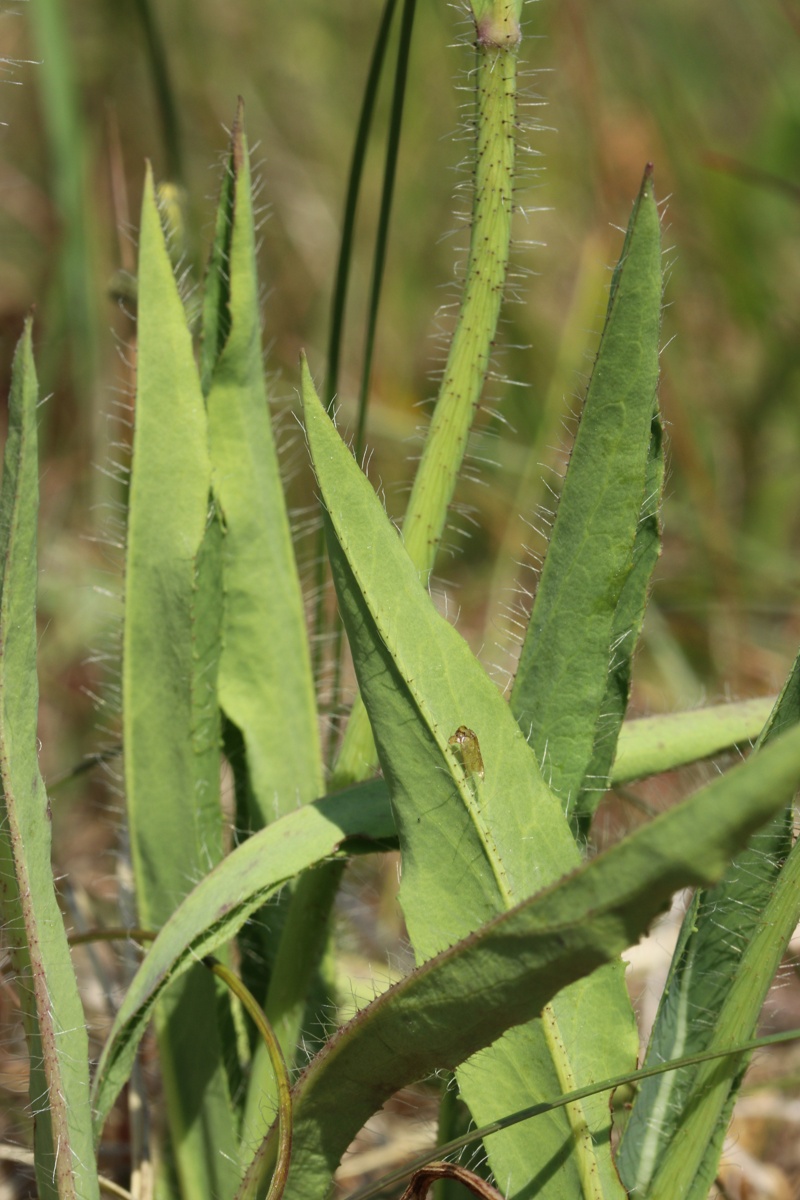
<box><xmin>617</xmin><ymin>650</ymin><xmax>800</xmax><ymax>1199</ymax></box>
<box><xmin>510</xmin><ymin>166</ymin><xmax>662</xmax><ymax>831</ymax></box>
<box><xmin>91</xmin><ymin>781</ymin><xmax>394</xmax><ymax>1136</ymax></box>
<box><xmin>122</xmin><ymin>166</ymin><xmax>238</xmax><ymax>1197</ymax></box>
<box><xmin>238</xmin><ymin>719</ymin><xmax>800</xmax><ymax>1200</ymax></box>
<box><xmin>352</xmin><ymin>0</ymin><xmax>417</xmax><ymax>458</ymax></box>
<box><xmin>0</xmin><ymin>322</ymin><xmax>99</xmax><ymax>1200</ymax></box>
<box><xmin>311</xmin><ymin>0</ymin><xmax>398</xmax><ymax>679</ymax></box>
<box><xmin>324</xmin><ymin>0</ymin><xmax>398</xmax><ymax>412</ymax></box>
<box><xmin>303</xmin><ymin>365</ymin><xmax>633</xmax><ymax>1198</ymax></box>
<box><xmin>324</xmin><ymin>0</ymin><xmax>418</xmax><ymax>762</ymax></box>
<box><xmin>332</xmin><ymin>6</ymin><xmax>524</xmax><ymax>786</ymax></box>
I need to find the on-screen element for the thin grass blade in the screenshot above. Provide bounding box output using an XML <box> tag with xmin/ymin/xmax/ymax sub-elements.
<box><xmin>333</xmin><ymin>6</ymin><xmax>524</xmax><ymax>786</ymax></box>
<box><xmin>131</xmin><ymin>0</ymin><xmax>183</xmax><ymax>184</ymax></box>
<box><xmin>27</xmin><ymin>0</ymin><xmax>97</xmax><ymax>405</ymax></box>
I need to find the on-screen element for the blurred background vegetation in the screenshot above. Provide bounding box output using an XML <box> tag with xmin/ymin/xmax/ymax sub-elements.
<box><xmin>2</xmin><ymin>0</ymin><xmax>800</xmax><ymax>1192</ymax></box>
<box><xmin>4</xmin><ymin>0</ymin><xmax>799</xmax><ymax>742</ymax></box>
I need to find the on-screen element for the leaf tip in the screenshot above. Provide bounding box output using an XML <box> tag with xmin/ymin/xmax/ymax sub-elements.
<box><xmin>300</xmin><ymin>353</ymin><xmax>323</xmax><ymax>425</ymax></box>
<box><xmin>231</xmin><ymin>97</ymin><xmax>246</xmax><ymax>173</ymax></box>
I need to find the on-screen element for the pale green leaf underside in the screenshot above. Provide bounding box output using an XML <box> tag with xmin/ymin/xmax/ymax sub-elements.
<box><xmin>612</xmin><ymin>695</ymin><xmax>774</xmax><ymax>784</ymax></box>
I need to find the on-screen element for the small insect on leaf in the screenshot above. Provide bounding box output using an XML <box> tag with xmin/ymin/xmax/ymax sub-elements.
<box><xmin>448</xmin><ymin>725</ymin><xmax>485</xmax><ymax>781</ymax></box>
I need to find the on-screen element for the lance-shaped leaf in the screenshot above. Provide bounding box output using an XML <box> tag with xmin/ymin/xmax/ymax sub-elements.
<box><xmin>578</xmin><ymin>401</ymin><xmax>663</xmax><ymax>825</ymax></box>
<box><xmin>201</xmin><ymin>103</ymin><xmax>329</xmax><ymax>1136</ymax></box>
<box><xmin>202</xmin><ymin>100</ymin><xmax>323</xmax><ymax>827</ymax></box>
<box><xmin>0</xmin><ymin>322</ymin><xmax>99</xmax><ymax>1200</ymax></box>
<box><xmin>239</xmin><ymin>719</ymin><xmax>800</xmax><ymax>1200</ymax></box>
<box><xmin>617</xmin><ymin>652</ymin><xmax>800</xmax><ymax>1199</ymax></box>
<box><xmin>302</xmin><ymin>365</ymin><xmax>634</xmax><ymax>1199</ymax></box>
<box><xmin>119</xmin><ymin>166</ymin><xmax>239</xmax><ymax>1195</ymax></box>
<box><xmin>511</xmin><ymin>167</ymin><xmax>663</xmax><ymax>831</ymax></box>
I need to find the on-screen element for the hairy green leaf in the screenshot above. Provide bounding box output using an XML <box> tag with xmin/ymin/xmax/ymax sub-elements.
<box><xmin>302</xmin><ymin>366</ymin><xmax>634</xmax><ymax>1198</ymax></box>
<box><xmin>119</xmin><ymin>166</ymin><xmax>238</xmax><ymax>1196</ymax></box>
<box><xmin>617</xmin><ymin>652</ymin><xmax>800</xmax><ymax>1198</ymax></box>
<box><xmin>511</xmin><ymin>167</ymin><xmax>662</xmax><ymax>830</ymax></box>
<box><xmin>203</xmin><ymin>101</ymin><xmax>323</xmax><ymax>826</ymax></box>
<box><xmin>578</xmin><ymin>402</ymin><xmax>663</xmax><ymax>826</ymax></box>
<box><xmin>0</xmin><ymin>322</ymin><xmax>99</xmax><ymax>1200</ymax></box>
<box><xmin>202</xmin><ymin>103</ymin><xmax>330</xmax><ymax>1135</ymax></box>
<box><xmin>242</xmin><ymin>719</ymin><xmax>800</xmax><ymax>1200</ymax></box>
<box><xmin>91</xmin><ymin>781</ymin><xmax>394</xmax><ymax>1133</ymax></box>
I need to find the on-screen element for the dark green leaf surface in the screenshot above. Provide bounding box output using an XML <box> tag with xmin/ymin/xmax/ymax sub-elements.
<box><xmin>578</xmin><ymin>403</ymin><xmax>663</xmax><ymax>826</ymax></box>
<box><xmin>511</xmin><ymin>169</ymin><xmax>662</xmax><ymax>829</ymax></box>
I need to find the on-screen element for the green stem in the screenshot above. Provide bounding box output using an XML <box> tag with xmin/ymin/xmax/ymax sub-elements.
<box><xmin>400</xmin><ymin>33</ymin><xmax>518</xmax><ymax>571</ymax></box>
